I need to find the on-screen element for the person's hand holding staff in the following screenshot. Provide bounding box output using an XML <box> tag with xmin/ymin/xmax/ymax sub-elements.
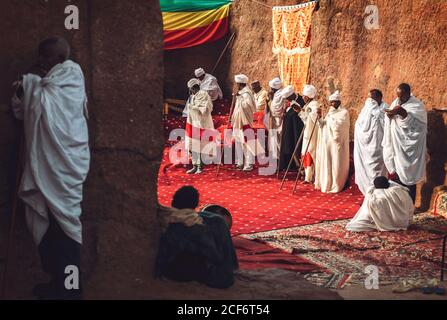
<box><xmin>216</xmin><ymin>86</ymin><xmax>237</xmax><ymax>177</ymax></box>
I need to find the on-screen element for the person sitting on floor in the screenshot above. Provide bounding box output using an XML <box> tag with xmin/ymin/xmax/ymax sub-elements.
<box><xmin>346</xmin><ymin>176</ymin><xmax>414</xmax><ymax>232</ymax></box>
<box><xmin>155</xmin><ymin>186</ymin><xmax>238</xmax><ymax>289</ymax></box>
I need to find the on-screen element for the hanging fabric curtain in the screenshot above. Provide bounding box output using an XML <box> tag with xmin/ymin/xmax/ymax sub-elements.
<box><xmin>272</xmin><ymin>1</ymin><xmax>317</xmax><ymax>93</ymax></box>
<box><xmin>161</xmin><ymin>0</ymin><xmax>232</xmax><ymax>50</ymax></box>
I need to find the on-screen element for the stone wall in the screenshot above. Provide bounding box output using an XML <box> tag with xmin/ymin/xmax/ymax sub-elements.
<box><xmin>225</xmin><ymin>0</ymin><xmax>447</xmax><ymax>208</ymax></box>
<box><xmin>309</xmin><ymin>0</ymin><xmax>447</xmax><ymax>208</ymax></box>
<box><xmin>0</xmin><ymin>0</ymin><xmax>164</xmax><ymax>299</ymax></box>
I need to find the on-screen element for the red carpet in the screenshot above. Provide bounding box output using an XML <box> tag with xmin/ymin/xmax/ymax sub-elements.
<box><xmin>234</xmin><ymin>237</ymin><xmax>322</xmax><ymax>273</ymax></box>
<box><xmin>159</xmin><ymin>110</ymin><xmax>364</xmax><ymax>236</ymax></box>
<box><xmin>157</xmin><ymin>149</ymin><xmax>363</xmax><ymax>236</ymax></box>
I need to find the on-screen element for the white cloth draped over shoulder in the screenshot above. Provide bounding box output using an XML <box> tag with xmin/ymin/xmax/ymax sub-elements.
<box><xmin>231</xmin><ymin>86</ymin><xmax>256</xmax><ymax>130</ymax></box>
<box><xmin>200</xmin><ymin>73</ymin><xmax>223</xmax><ymax>102</ymax></box>
<box><xmin>354</xmin><ymin>98</ymin><xmax>388</xmax><ymax>195</ymax></box>
<box><xmin>11</xmin><ymin>60</ymin><xmax>90</xmax><ymax>245</ymax></box>
<box><xmin>382</xmin><ymin>96</ymin><xmax>427</xmax><ymax>185</ymax></box>
<box><xmin>266</xmin><ymin>89</ymin><xmax>286</xmax><ymax>159</ymax></box>
<box><xmin>301</xmin><ymin>100</ymin><xmax>320</xmax><ymax>183</ymax></box>
<box><xmin>315</xmin><ymin>106</ymin><xmax>350</xmax><ymax>193</ymax></box>
<box><xmin>254</xmin><ymin>89</ymin><xmax>268</xmax><ymax>112</ymax></box>
<box><xmin>185</xmin><ymin>90</ymin><xmax>215</xmax><ymax>155</ymax></box>
<box><xmin>346</xmin><ymin>182</ymin><xmax>414</xmax><ymax>232</ymax></box>
<box><xmin>231</xmin><ymin>86</ymin><xmax>257</xmax><ymax>157</ymax></box>
<box><xmin>270</xmin><ymin>89</ymin><xmax>286</xmax><ymax>119</ymax></box>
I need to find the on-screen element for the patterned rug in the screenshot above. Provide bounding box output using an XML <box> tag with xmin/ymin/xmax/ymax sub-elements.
<box><xmin>242</xmin><ymin>212</ymin><xmax>447</xmax><ymax>289</ymax></box>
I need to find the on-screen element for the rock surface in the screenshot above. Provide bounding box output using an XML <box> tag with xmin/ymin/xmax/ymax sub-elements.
<box><xmin>221</xmin><ymin>0</ymin><xmax>447</xmax><ymax>207</ymax></box>
<box><xmin>0</xmin><ymin>0</ymin><xmax>165</xmax><ymax>299</ymax></box>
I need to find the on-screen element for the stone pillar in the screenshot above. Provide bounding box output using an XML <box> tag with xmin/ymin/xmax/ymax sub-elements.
<box><xmin>0</xmin><ymin>0</ymin><xmax>164</xmax><ymax>299</ymax></box>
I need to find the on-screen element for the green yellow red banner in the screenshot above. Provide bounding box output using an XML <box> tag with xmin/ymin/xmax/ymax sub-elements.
<box><xmin>161</xmin><ymin>1</ymin><xmax>231</xmax><ymax>50</ymax></box>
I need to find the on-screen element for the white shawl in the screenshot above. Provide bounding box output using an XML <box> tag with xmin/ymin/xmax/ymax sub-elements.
<box><xmin>231</xmin><ymin>86</ymin><xmax>256</xmax><ymax>129</ymax></box>
<box><xmin>12</xmin><ymin>60</ymin><xmax>90</xmax><ymax>245</ymax></box>
<box><xmin>354</xmin><ymin>98</ymin><xmax>388</xmax><ymax>195</ymax></box>
<box><xmin>382</xmin><ymin>96</ymin><xmax>427</xmax><ymax>185</ymax></box>
<box><xmin>346</xmin><ymin>182</ymin><xmax>414</xmax><ymax>232</ymax></box>
<box><xmin>301</xmin><ymin>100</ymin><xmax>320</xmax><ymax>159</ymax></box>
<box><xmin>314</xmin><ymin>106</ymin><xmax>350</xmax><ymax>193</ymax></box>
<box><xmin>200</xmin><ymin>73</ymin><xmax>223</xmax><ymax>102</ymax></box>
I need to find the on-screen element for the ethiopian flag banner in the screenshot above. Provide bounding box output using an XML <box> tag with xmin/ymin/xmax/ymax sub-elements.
<box><xmin>161</xmin><ymin>0</ymin><xmax>232</xmax><ymax>50</ymax></box>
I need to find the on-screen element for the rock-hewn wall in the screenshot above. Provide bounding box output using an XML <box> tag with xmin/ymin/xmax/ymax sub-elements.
<box><xmin>0</xmin><ymin>0</ymin><xmax>164</xmax><ymax>299</ymax></box>
<box><xmin>226</xmin><ymin>0</ymin><xmax>447</xmax><ymax>208</ymax></box>
<box><xmin>309</xmin><ymin>0</ymin><xmax>447</xmax><ymax>208</ymax></box>
<box><xmin>0</xmin><ymin>0</ymin><xmax>339</xmax><ymax>300</ymax></box>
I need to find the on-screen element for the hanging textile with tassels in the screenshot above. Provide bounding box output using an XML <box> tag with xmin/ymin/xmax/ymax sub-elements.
<box><xmin>272</xmin><ymin>1</ymin><xmax>317</xmax><ymax>93</ymax></box>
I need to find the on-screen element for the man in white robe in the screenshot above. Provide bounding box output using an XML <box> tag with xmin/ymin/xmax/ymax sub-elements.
<box><xmin>231</xmin><ymin>74</ymin><xmax>256</xmax><ymax>171</ymax></box>
<box><xmin>383</xmin><ymin>83</ymin><xmax>427</xmax><ymax>203</ymax></box>
<box><xmin>11</xmin><ymin>37</ymin><xmax>90</xmax><ymax>299</ymax></box>
<box><xmin>251</xmin><ymin>80</ymin><xmax>268</xmax><ymax>112</ymax></box>
<box><xmin>346</xmin><ymin>176</ymin><xmax>414</xmax><ymax>232</ymax></box>
<box><xmin>265</xmin><ymin>77</ymin><xmax>286</xmax><ymax>162</ymax></box>
<box><xmin>251</xmin><ymin>80</ymin><xmax>268</xmax><ymax>126</ymax></box>
<box><xmin>314</xmin><ymin>91</ymin><xmax>350</xmax><ymax>193</ymax></box>
<box><xmin>301</xmin><ymin>84</ymin><xmax>320</xmax><ymax>183</ymax></box>
<box><xmin>195</xmin><ymin>67</ymin><xmax>223</xmax><ymax>102</ymax></box>
<box><xmin>185</xmin><ymin>79</ymin><xmax>215</xmax><ymax>174</ymax></box>
<box><xmin>354</xmin><ymin>89</ymin><xmax>388</xmax><ymax>195</ymax></box>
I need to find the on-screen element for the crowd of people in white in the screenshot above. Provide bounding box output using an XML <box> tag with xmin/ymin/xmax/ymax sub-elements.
<box><xmin>184</xmin><ymin>68</ymin><xmax>427</xmax><ymax>233</ymax></box>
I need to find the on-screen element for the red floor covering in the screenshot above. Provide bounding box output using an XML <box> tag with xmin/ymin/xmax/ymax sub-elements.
<box><xmin>159</xmin><ymin>110</ymin><xmax>364</xmax><ymax>236</ymax></box>
<box><xmin>234</xmin><ymin>236</ymin><xmax>322</xmax><ymax>273</ymax></box>
<box><xmin>158</xmin><ymin>151</ymin><xmax>364</xmax><ymax>236</ymax></box>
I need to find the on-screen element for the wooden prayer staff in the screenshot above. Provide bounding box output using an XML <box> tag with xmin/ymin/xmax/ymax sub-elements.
<box><xmin>216</xmin><ymin>92</ymin><xmax>236</xmax><ymax>177</ymax></box>
<box><xmin>1</xmin><ymin>132</ymin><xmax>25</xmax><ymax>299</ymax></box>
<box><xmin>279</xmin><ymin>128</ymin><xmax>305</xmax><ymax>190</ymax></box>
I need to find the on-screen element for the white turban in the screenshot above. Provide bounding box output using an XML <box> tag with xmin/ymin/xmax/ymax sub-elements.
<box><xmin>329</xmin><ymin>90</ymin><xmax>342</xmax><ymax>101</ymax></box>
<box><xmin>234</xmin><ymin>74</ymin><xmax>249</xmax><ymax>84</ymax></box>
<box><xmin>194</xmin><ymin>68</ymin><xmax>205</xmax><ymax>77</ymax></box>
<box><xmin>302</xmin><ymin>84</ymin><xmax>317</xmax><ymax>99</ymax></box>
<box><xmin>269</xmin><ymin>77</ymin><xmax>282</xmax><ymax>90</ymax></box>
<box><xmin>187</xmin><ymin>78</ymin><xmax>201</xmax><ymax>89</ymax></box>
<box><xmin>281</xmin><ymin>85</ymin><xmax>295</xmax><ymax>99</ymax></box>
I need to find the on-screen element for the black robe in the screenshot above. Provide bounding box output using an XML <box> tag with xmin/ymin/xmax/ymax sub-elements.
<box><xmin>279</xmin><ymin>96</ymin><xmax>305</xmax><ymax>171</ymax></box>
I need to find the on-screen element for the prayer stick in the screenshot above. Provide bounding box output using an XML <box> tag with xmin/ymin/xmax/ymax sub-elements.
<box><xmin>279</xmin><ymin>128</ymin><xmax>305</xmax><ymax>190</ymax></box>
<box><xmin>216</xmin><ymin>92</ymin><xmax>237</xmax><ymax>177</ymax></box>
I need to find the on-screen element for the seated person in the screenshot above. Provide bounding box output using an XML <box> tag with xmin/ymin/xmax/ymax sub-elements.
<box><xmin>155</xmin><ymin>186</ymin><xmax>238</xmax><ymax>289</ymax></box>
<box><xmin>346</xmin><ymin>176</ymin><xmax>414</xmax><ymax>232</ymax></box>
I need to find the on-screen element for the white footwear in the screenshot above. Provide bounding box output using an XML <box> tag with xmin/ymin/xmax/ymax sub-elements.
<box><xmin>243</xmin><ymin>165</ymin><xmax>254</xmax><ymax>172</ymax></box>
<box><xmin>186</xmin><ymin>166</ymin><xmax>197</xmax><ymax>174</ymax></box>
<box><xmin>195</xmin><ymin>167</ymin><xmax>203</xmax><ymax>174</ymax></box>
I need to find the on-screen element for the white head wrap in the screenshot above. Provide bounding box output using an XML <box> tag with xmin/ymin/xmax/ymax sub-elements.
<box><xmin>329</xmin><ymin>90</ymin><xmax>342</xmax><ymax>101</ymax></box>
<box><xmin>281</xmin><ymin>85</ymin><xmax>295</xmax><ymax>99</ymax></box>
<box><xmin>194</xmin><ymin>68</ymin><xmax>205</xmax><ymax>77</ymax></box>
<box><xmin>187</xmin><ymin>78</ymin><xmax>201</xmax><ymax>89</ymax></box>
<box><xmin>234</xmin><ymin>74</ymin><xmax>249</xmax><ymax>84</ymax></box>
<box><xmin>269</xmin><ymin>77</ymin><xmax>282</xmax><ymax>90</ymax></box>
<box><xmin>302</xmin><ymin>84</ymin><xmax>317</xmax><ymax>99</ymax></box>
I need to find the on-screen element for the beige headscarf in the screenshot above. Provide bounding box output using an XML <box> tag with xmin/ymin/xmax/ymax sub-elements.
<box><xmin>157</xmin><ymin>205</ymin><xmax>204</xmax><ymax>232</ymax></box>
